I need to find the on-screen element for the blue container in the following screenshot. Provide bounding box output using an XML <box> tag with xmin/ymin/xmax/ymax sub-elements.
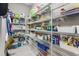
<box><xmin>76</xmin><ymin>42</ymin><xmax>79</xmax><ymax>48</ymax></box>
<box><xmin>37</xmin><ymin>42</ymin><xmax>49</xmax><ymax>51</ymax></box>
<box><xmin>52</xmin><ymin>36</ymin><xmax>56</xmax><ymax>44</ymax></box>
<box><xmin>56</xmin><ymin>39</ymin><xmax>59</xmax><ymax>45</ymax></box>
<box><xmin>52</xmin><ymin>40</ymin><xmax>55</xmax><ymax>44</ymax></box>
<box><xmin>52</xmin><ymin>35</ymin><xmax>60</xmax><ymax>45</ymax></box>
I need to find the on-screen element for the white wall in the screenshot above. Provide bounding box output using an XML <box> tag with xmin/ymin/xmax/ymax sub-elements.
<box><xmin>8</xmin><ymin>3</ymin><xmax>30</xmax><ymax>16</ymax></box>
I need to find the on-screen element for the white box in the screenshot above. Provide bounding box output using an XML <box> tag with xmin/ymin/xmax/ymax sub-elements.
<box><xmin>76</xmin><ymin>26</ymin><xmax>79</xmax><ymax>34</ymax></box>
<box><xmin>57</xmin><ymin>26</ymin><xmax>75</xmax><ymax>33</ymax></box>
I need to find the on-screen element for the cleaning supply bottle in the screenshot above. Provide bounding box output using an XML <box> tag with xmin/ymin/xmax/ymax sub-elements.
<box><xmin>47</xmin><ymin>21</ymin><xmax>51</xmax><ymax>31</ymax></box>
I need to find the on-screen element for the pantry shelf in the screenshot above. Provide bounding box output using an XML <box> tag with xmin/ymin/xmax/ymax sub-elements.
<box><xmin>27</xmin><ymin>29</ymin><xmax>51</xmax><ymax>35</ymax></box>
<box><xmin>12</xmin><ymin>29</ymin><xmax>25</xmax><ymax>32</ymax></box>
<box><xmin>28</xmin><ymin>3</ymin><xmax>51</xmax><ymax>20</ymax></box>
<box><xmin>41</xmin><ymin>40</ymin><xmax>51</xmax><ymax>45</ymax></box>
<box><xmin>25</xmin><ymin>34</ymin><xmax>37</xmax><ymax>41</ymax></box>
<box><xmin>27</xmin><ymin>18</ymin><xmax>51</xmax><ymax>25</ymax></box>
<box><xmin>24</xmin><ymin>34</ymin><xmax>51</xmax><ymax>45</ymax></box>
<box><xmin>52</xmin><ymin>8</ymin><xmax>79</xmax><ymax>20</ymax></box>
<box><xmin>36</xmin><ymin>3</ymin><xmax>51</xmax><ymax>14</ymax></box>
<box><xmin>29</xmin><ymin>42</ymin><xmax>40</xmax><ymax>55</ymax></box>
<box><xmin>11</xmin><ymin>23</ymin><xmax>25</xmax><ymax>26</ymax></box>
<box><xmin>52</xmin><ymin>32</ymin><xmax>79</xmax><ymax>37</ymax></box>
<box><xmin>37</xmin><ymin>47</ymin><xmax>48</xmax><ymax>53</ymax></box>
<box><xmin>64</xmin><ymin>8</ymin><xmax>79</xmax><ymax>16</ymax></box>
<box><xmin>52</xmin><ymin>3</ymin><xmax>69</xmax><ymax>10</ymax></box>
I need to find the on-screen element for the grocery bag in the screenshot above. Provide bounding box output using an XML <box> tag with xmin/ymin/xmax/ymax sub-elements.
<box><xmin>5</xmin><ymin>36</ymin><xmax>14</xmax><ymax>49</ymax></box>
